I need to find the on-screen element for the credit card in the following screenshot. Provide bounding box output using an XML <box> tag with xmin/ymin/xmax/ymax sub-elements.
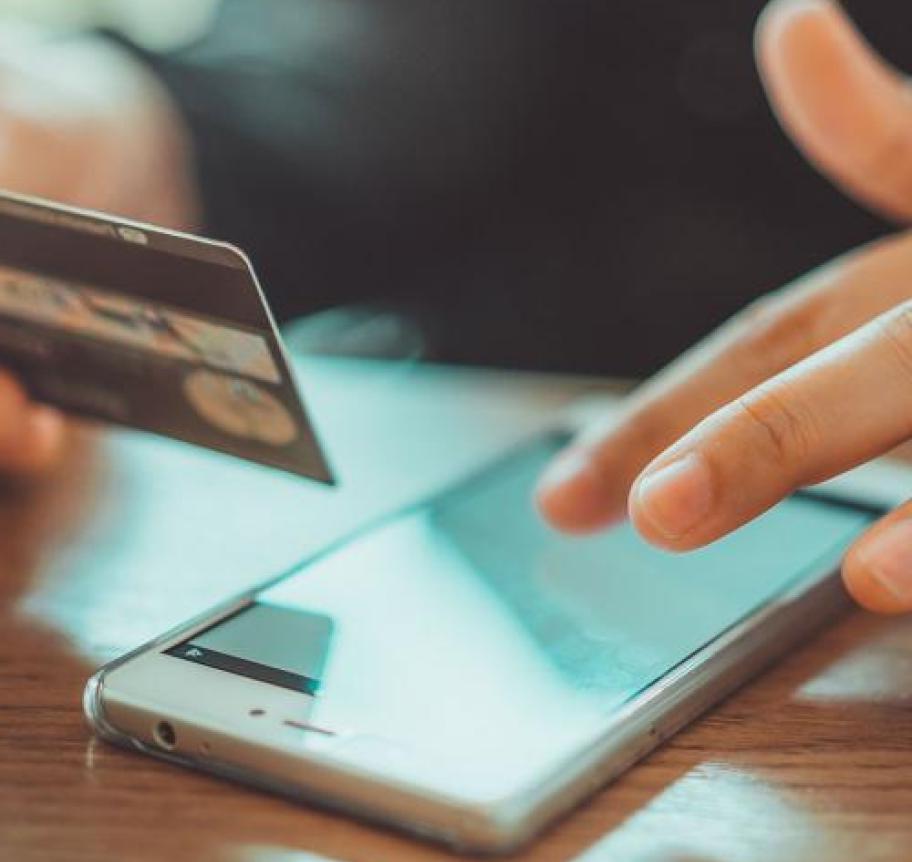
<box><xmin>0</xmin><ymin>191</ymin><xmax>333</xmax><ymax>483</ymax></box>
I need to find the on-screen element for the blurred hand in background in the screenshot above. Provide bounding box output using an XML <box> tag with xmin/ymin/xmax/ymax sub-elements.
<box><xmin>0</xmin><ymin>19</ymin><xmax>197</xmax><ymax>229</ymax></box>
<box><xmin>0</xmin><ymin>18</ymin><xmax>198</xmax><ymax>475</ymax></box>
<box><xmin>0</xmin><ymin>368</ymin><xmax>64</xmax><ymax>475</ymax></box>
<box><xmin>539</xmin><ymin>0</ymin><xmax>912</xmax><ymax>616</ymax></box>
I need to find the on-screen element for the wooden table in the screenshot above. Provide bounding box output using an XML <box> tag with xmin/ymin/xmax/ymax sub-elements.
<box><xmin>3</xmin><ymin>358</ymin><xmax>912</xmax><ymax>862</ymax></box>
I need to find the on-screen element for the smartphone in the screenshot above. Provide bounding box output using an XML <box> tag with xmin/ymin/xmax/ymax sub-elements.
<box><xmin>84</xmin><ymin>432</ymin><xmax>882</xmax><ymax>852</ymax></box>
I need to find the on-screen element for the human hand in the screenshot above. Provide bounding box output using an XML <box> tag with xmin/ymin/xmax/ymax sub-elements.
<box><xmin>537</xmin><ymin>0</ymin><xmax>912</xmax><ymax>615</ymax></box>
<box><xmin>0</xmin><ymin>20</ymin><xmax>198</xmax><ymax>229</ymax></box>
<box><xmin>0</xmin><ymin>22</ymin><xmax>200</xmax><ymax>477</ymax></box>
<box><xmin>0</xmin><ymin>369</ymin><xmax>64</xmax><ymax>475</ymax></box>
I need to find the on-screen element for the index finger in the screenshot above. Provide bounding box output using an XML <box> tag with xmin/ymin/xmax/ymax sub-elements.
<box><xmin>629</xmin><ymin>300</ymin><xmax>912</xmax><ymax>551</ymax></box>
<box><xmin>537</xmin><ymin>231</ymin><xmax>912</xmax><ymax>533</ymax></box>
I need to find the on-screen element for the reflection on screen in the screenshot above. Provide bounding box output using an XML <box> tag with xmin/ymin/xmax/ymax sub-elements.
<box><xmin>246</xmin><ymin>437</ymin><xmax>872</xmax><ymax>800</ymax></box>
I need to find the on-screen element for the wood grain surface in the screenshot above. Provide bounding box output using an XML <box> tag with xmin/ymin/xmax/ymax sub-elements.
<box><xmin>2</xmin><ymin>361</ymin><xmax>912</xmax><ymax>862</ymax></box>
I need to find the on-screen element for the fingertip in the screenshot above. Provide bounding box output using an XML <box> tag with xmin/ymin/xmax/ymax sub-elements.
<box><xmin>842</xmin><ymin>556</ymin><xmax>910</xmax><ymax>615</ymax></box>
<box><xmin>627</xmin><ymin>452</ymin><xmax>716</xmax><ymax>552</ymax></box>
<box><xmin>627</xmin><ymin>483</ymin><xmax>679</xmax><ymax>552</ymax></box>
<box><xmin>755</xmin><ymin>0</ymin><xmax>912</xmax><ymax>220</ymax></box>
<box><xmin>0</xmin><ymin>373</ymin><xmax>66</xmax><ymax>476</ymax></box>
<box><xmin>535</xmin><ymin>449</ymin><xmax>624</xmax><ymax>534</ymax></box>
<box><xmin>0</xmin><ymin>368</ymin><xmax>28</xmax><ymax>416</ymax></box>
<box><xmin>756</xmin><ymin>0</ymin><xmax>854</xmax><ymax>72</ymax></box>
<box><xmin>756</xmin><ymin>0</ymin><xmax>835</xmax><ymax>50</ymax></box>
<box><xmin>757</xmin><ymin>0</ymin><xmax>856</xmax><ymax>100</ymax></box>
<box><xmin>2</xmin><ymin>404</ymin><xmax>67</xmax><ymax>475</ymax></box>
<box><xmin>28</xmin><ymin>404</ymin><xmax>65</xmax><ymax>457</ymax></box>
<box><xmin>843</xmin><ymin>520</ymin><xmax>912</xmax><ymax>615</ymax></box>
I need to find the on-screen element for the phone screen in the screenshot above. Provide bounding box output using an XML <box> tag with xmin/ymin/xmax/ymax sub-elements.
<box><xmin>166</xmin><ymin>434</ymin><xmax>877</xmax><ymax>801</ymax></box>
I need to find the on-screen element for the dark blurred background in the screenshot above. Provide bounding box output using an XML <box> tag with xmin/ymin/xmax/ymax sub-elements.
<box><xmin>18</xmin><ymin>0</ymin><xmax>910</xmax><ymax>376</ymax></box>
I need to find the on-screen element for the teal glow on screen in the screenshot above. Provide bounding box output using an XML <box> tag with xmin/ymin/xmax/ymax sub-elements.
<box><xmin>207</xmin><ymin>437</ymin><xmax>875</xmax><ymax>800</ymax></box>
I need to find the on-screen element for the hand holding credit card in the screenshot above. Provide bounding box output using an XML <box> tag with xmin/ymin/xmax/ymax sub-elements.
<box><xmin>0</xmin><ymin>191</ymin><xmax>333</xmax><ymax>482</ymax></box>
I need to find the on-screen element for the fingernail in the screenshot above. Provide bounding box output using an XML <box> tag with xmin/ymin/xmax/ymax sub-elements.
<box><xmin>856</xmin><ymin>521</ymin><xmax>912</xmax><ymax>603</ymax></box>
<box><xmin>634</xmin><ymin>452</ymin><xmax>713</xmax><ymax>540</ymax></box>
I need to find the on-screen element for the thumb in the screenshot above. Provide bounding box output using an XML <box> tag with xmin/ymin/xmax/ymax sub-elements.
<box><xmin>756</xmin><ymin>0</ymin><xmax>912</xmax><ymax>222</ymax></box>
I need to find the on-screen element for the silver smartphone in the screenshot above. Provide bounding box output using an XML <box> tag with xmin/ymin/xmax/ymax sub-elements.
<box><xmin>84</xmin><ymin>431</ymin><xmax>882</xmax><ymax>853</ymax></box>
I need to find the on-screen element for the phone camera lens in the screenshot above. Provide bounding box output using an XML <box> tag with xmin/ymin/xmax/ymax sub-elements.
<box><xmin>153</xmin><ymin>720</ymin><xmax>177</xmax><ymax>750</ymax></box>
